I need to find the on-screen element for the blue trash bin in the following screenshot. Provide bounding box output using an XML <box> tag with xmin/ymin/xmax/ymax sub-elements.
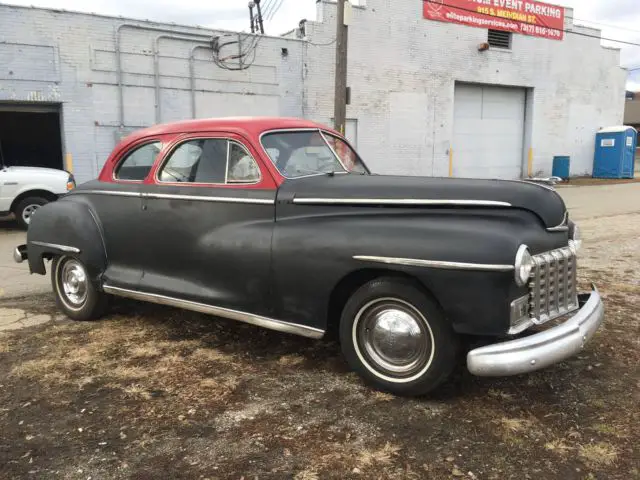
<box><xmin>552</xmin><ymin>156</ymin><xmax>570</xmax><ymax>180</ymax></box>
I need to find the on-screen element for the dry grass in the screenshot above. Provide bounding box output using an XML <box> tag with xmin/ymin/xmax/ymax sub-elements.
<box><xmin>123</xmin><ymin>384</ymin><xmax>153</xmax><ymax>400</ymax></box>
<box><xmin>198</xmin><ymin>377</ymin><xmax>240</xmax><ymax>400</ymax></box>
<box><xmin>498</xmin><ymin>417</ymin><xmax>533</xmax><ymax>434</ymax></box>
<box><xmin>11</xmin><ymin>358</ymin><xmax>61</xmax><ymax>379</ymax></box>
<box><xmin>278</xmin><ymin>354</ymin><xmax>305</xmax><ymax>367</ymax></box>
<box><xmin>487</xmin><ymin>389</ymin><xmax>515</xmax><ymax>401</ymax></box>
<box><xmin>130</xmin><ymin>344</ymin><xmax>162</xmax><ymax>358</ymax></box>
<box><xmin>492</xmin><ymin>417</ymin><xmax>535</xmax><ymax>445</ymax></box>
<box><xmin>294</xmin><ymin>469</ymin><xmax>320</xmax><ymax>480</ymax></box>
<box><xmin>544</xmin><ymin>439</ymin><xmax>573</xmax><ymax>456</ymax></box>
<box><xmin>357</xmin><ymin>442</ymin><xmax>401</xmax><ymax>468</ymax></box>
<box><xmin>191</xmin><ymin>348</ymin><xmax>235</xmax><ymax>364</ymax></box>
<box><xmin>159</xmin><ymin>353</ymin><xmax>185</xmax><ymax>366</ymax></box>
<box><xmin>590</xmin><ymin>423</ymin><xmax>630</xmax><ymax>439</ymax></box>
<box><xmin>108</xmin><ymin>365</ymin><xmax>148</xmax><ymax>380</ymax></box>
<box><xmin>579</xmin><ymin>442</ymin><xmax>619</xmax><ymax>467</ymax></box>
<box><xmin>0</xmin><ymin>341</ymin><xmax>11</xmax><ymax>353</ymax></box>
<box><xmin>371</xmin><ymin>391</ymin><xmax>395</xmax><ymax>402</ymax></box>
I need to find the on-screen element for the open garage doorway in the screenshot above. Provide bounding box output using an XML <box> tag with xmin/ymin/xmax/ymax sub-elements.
<box><xmin>0</xmin><ymin>103</ymin><xmax>63</xmax><ymax>170</ymax></box>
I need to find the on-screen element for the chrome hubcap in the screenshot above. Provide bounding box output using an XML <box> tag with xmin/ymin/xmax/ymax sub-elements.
<box><xmin>355</xmin><ymin>299</ymin><xmax>434</xmax><ymax>380</ymax></box>
<box><xmin>22</xmin><ymin>204</ymin><xmax>40</xmax><ymax>224</ymax></box>
<box><xmin>60</xmin><ymin>259</ymin><xmax>88</xmax><ymax>307</ymax></box>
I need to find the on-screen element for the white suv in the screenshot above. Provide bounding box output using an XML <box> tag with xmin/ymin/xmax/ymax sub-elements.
<box><xmin>0</xmin><ymin>166</ymin><xmax>75</xmax><ymax>229</ymax></box>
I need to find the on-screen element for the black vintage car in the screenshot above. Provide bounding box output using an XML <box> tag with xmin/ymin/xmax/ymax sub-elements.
<box><xmin>14</xmin><ymin>117</ymin><xmax>604</xmax><ymax>395</ymax></box>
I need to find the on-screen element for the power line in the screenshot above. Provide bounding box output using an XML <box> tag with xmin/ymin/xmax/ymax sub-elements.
<box><xmin>308</xmin><ymin>37</ymin><xmax>338</xmax><ymax>46</ymax></box>
<box><xmin>567</xmin><ymin>16</ymin><xmax>640</xmax><ymax>36</ymax></box>
<box><xmin>265</xmin><ymin>0</ymin><xmax>285</xmax><ymax>22</ymax></box>
<box><xmin>259</xmin><ymin>0</ymin><xmax>275</xmax><ymax>24</ymax></box>
<box><xmin>423</xmin><ymin>0</ymin><xmax>640</xmax><ymax>48</ymax></box>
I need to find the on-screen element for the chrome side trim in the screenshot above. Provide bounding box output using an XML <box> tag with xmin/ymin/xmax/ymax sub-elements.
<box><xmin>354</xmin><ymin>255</ymin><xmax>514</xmax><ymax>272</ymax></box>
<box><xmin>142</xmin><ymin>193</ymin><xmax>275</xmax><ymax>205</ymax></box>
<box><xmin>70</xmin><ymin>190</ymin><xmax>274</xmax><ymax>205</ymax></box>
<box><xmin>294</xmin><ymin>198</ymin><xmax>512</xmax><ymax>207</ymax></box>
<box><xmin>102</xmin><ymin>285</ymin><xmax>325</xmax><ymax>339</ymax></box>
<box><xmin>547</xmin><ymin>211</ymin><xmax>569</xmax><ymax>232</ymax></box>
<box><xmin>30</xmin><ymin>241</ymin><xmax>80</xmax><ymax>254</ymax></box>
<box><xmin>547</xmin><ymin>225</ymin><xmax>569</xmax><ymax>232</ymax></box>
<box><xmin>70</xmin><ymin>190</ymin><xmax>141</xmax><ymax>198</ymax></box>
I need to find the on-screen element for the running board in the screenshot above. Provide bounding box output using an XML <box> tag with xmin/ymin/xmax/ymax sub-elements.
<box><xmin>102</xmin><ymin>285</ymin><xmax>325</xmax><ymax>339</ymax></box>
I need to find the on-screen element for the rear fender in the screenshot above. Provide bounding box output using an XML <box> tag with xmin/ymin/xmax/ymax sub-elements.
<box><xmin>26</xmin><ymin>199</ymin><xmax>107</xmax><ymax>280</ymax></box>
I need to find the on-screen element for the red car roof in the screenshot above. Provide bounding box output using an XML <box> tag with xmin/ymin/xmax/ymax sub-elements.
<box><xmin>122</xmin><ymin>117</ymin><xmax>334</xmax><ymax>144</ymax></box>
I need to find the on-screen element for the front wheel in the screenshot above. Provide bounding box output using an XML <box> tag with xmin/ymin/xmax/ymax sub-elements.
<box><xmin>340</xmin><ymin>277</ymin><xmax>459</xmax><ymax>396</ymax></box>
<box><xmin>52</xmin><ymin>256</ymin><xmax>108</xmax><ymax>321</ymax></box>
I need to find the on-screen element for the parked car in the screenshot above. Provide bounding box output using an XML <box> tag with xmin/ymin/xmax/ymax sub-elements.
<box><xmin>14</xmin><ymin>117</ymin><xmax>604</xmax><ymax>395</ymax></box>
<box><xmin>0</xmin><ymin>166</ymin><xmax>75</xmax><ymax>229</ymax></box>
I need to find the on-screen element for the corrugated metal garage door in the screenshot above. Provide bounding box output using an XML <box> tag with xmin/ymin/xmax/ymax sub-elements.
<box><xmin>453</xmin><ymin>84</ymin><xmax>525</xmax><ymax>179</ymax></box>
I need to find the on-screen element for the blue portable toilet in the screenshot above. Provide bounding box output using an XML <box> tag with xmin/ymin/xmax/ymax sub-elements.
<box><xmin>593</xmin><ymin>126</ymin><xmax>637</xmax><ymax>179</ymax></box>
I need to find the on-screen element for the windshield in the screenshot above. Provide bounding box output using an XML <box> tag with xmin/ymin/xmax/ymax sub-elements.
<box><xmin>261</xmin><ymin>130</ymin><xmax>368</xmax><ymax>178</ymax></box>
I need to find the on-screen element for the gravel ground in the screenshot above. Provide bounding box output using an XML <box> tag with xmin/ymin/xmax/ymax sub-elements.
<box><xmin>0</xmin><ymin>184</ymin><xmax>638</xmax><ymax>479</ymax></box>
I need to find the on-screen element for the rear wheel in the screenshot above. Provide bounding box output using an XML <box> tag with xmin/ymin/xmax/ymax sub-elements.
<box><xmin>339</xmin><ymin>277</ymin><xmax>459</xmax><ymax>396</ymax></box>
<box><xmin>14</xmin><ymin>196</ymin><xmax>49</xmax><ymax>229</ymax></box>
<box><xmin>51</xmin><ymin>256</ymin><xmax>108</xmax><ymax>321</ymax></box>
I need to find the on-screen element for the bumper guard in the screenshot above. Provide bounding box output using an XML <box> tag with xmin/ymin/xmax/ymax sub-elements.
<box><xmin>467</xmin><ymin>285</ymin><xmax>604</xmax><ymax>377</ymax></box>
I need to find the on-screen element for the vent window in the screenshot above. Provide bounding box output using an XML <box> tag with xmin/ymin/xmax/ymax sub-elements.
<box><xmin>488</xmin><ymin>29</ymin><xmax>512</xmax><ymax>49</ymax></box>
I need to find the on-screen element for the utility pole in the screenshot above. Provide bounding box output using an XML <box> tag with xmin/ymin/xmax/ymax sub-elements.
<box><xmin>248</xmin><ymin>2</ymin><xmax>256</xmax><ymax>34</ymax></box>
<box><xmin>255</xmin><ymin>0</ymin><xmax>265</xmax><ymax>34</ymax></box>
<box><xmin>333</xmin><ymin>0</ymin><xmax>349</xmax><ymax>134</ymax></box>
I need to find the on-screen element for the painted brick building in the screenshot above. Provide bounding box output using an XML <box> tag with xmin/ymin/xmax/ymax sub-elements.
<box><xmin>0</xmin><ymin>1</ymin><xmax>628</xmax><ymax>183</ymax></box>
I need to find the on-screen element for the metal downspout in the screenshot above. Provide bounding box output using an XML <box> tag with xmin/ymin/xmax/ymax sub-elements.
<box><xmin>154</xmin><ymin>35</ymin><xmax>210</xmax><ymax>123</ymax></box>
<box><xmin>190</xmin><ymin>45</ymin><xmax>212</xmax><ymax>119</ymax></box>
<box><xmin>114</xmin><ymin>23</ymin><xmax>211</xmax><ymax>126</ymax></box>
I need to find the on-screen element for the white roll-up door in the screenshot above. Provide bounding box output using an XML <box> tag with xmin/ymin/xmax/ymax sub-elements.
<box><xmin>453</xmin><ymin>84</ymin><xmax>526</xmax><ymax>179</ymax></box>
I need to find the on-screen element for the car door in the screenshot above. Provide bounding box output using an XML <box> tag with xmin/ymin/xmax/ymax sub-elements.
<box><xmin>137</xmin><ymin>132</ymin><xmax>278</xmax><ymax>316</ymax></box>
<box><xmin>0</xmin><ymin>169</ymin><xmax>11</xmax><ymax>213</ymax></box>
<box><xmin>94</xmin><ymin>139</ymin><xmax>164</xmax><ymax>290</ymax></box>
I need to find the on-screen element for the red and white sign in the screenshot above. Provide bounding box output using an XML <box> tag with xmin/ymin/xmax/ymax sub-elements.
<box><xmin>423</xmin><ymin>0</ymin><xmax>565</xmax><ymax>41</ymax></box>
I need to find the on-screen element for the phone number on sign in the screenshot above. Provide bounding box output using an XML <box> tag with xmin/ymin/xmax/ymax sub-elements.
<box><xmin>520</xmin><ymin>23</ymin><xmax>562</xmax><ymax>37</ymax></box>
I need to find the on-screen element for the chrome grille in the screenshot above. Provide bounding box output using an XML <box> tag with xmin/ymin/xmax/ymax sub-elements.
<box><xmin>529</xmin><ymin>247</ymin><xmax>578</xmax><ymax>324</ymax></box>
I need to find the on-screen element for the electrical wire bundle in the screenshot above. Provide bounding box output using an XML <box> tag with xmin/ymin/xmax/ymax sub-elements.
<box><xmin>211</xmin><ymin>0</ymin><xmax>285</xmax><ymax>71</ymax></box>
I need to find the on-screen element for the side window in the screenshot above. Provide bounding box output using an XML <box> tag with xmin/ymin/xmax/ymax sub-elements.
<box><xmin>323</xmin><ymin>134</ymin><xmax>367</xmax><ymax>174</ymax></box>
<box><xmin>115</xmin><ymin>142</ymin><xmax>162</xmax><ymax>181</ymax></box>
<box><xmin>159</xmin><ymin>138</ymin><xmax>260</xmax><ymax>184</ymax></box>
<box><xmin>227</xmin><ymin>142</ymin><xmax>261</xmax><ymax>184</ymax></box>
<box><xmin>159</xmin><ymin>139</ymin><xmax>227</xmax><ymax>183</ymax></box>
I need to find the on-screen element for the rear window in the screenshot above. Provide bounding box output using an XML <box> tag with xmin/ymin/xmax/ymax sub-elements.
<box><xmin>115</xmin><ymin>142</ymin><xmax>162</xmax><ymax>181</ymax></box>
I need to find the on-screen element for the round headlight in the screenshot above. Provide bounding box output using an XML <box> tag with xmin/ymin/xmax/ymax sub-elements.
<box><xmin>515</xmin><ymin>245</ymin><xmax>534</xmax><ymax>287</ymax></box>
<box><xmin>569</xmin><ymin>224</ymin><xmax>582</xmax><ymax>254</ymax></box>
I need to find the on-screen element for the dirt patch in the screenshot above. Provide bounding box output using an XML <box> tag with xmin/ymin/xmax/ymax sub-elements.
<box><xmin>1</xmin><ymin>204</ymin><xmax>639</xmax><ymax>479</ymax></box>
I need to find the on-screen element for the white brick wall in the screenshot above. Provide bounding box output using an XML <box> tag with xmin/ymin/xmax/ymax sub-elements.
<box><xmin>0</xmin><ymin>1</ymin><xmax>627</xmax><ymax>181</ymax></box>
<box><xmin>0</xmin><ymin>4</ymin><xmax>305</xmax><ymax>182</ymax></box>
<box><xmin>304</xmin><ymin>0</ymin><xmax>627</xmax><ymax>178</ymax></box>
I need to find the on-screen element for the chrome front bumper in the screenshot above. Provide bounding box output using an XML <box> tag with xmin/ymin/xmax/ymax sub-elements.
<box><xmin>14</xmin><ymin>244</ymin><xmax>27</xmax><ymax>263</ymax></box>
<box><xmin>467</xmin><ymin>286</ymin><xmax>604</xmax><ymax>377</ymax></box>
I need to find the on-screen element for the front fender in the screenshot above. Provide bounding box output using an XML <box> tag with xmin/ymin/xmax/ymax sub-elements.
<box><xmin>273</xmin><ymin>206</ymin><xmax>569</xmax><ymax>335</ymax></box>
<box><xmin>26</xmin><ymin>198</ymin><xmax>107</xmax><ymax>280</ymax></box>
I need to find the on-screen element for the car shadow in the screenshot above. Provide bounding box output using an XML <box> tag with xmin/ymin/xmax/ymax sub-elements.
<box><xmin>0</xmin><ymin>215</ymin><xmax>22</xmax><ymax>232</ymax></box>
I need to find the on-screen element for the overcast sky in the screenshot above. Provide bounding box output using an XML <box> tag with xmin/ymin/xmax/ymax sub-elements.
<box><xmin>5</xmin><ymin>0</ymin><xmax>640</xmax><ymax>88</ymax></box>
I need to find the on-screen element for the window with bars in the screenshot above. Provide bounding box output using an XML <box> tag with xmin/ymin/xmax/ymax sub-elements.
<box><xmin>488</xmin><ymin>29</ymin><xmax>512</xmax><ymax>49</ymax></box>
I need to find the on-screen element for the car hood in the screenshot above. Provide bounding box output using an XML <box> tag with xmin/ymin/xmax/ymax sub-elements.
<box><xmin>2</xmin><ymin>166</ymin><xmax>69</xmax><ymax>179</ymax></box>
<box><xmin>281</xmin><ymin>174</ymin><xmax>567</xmax><ymax>228</ymax></box>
